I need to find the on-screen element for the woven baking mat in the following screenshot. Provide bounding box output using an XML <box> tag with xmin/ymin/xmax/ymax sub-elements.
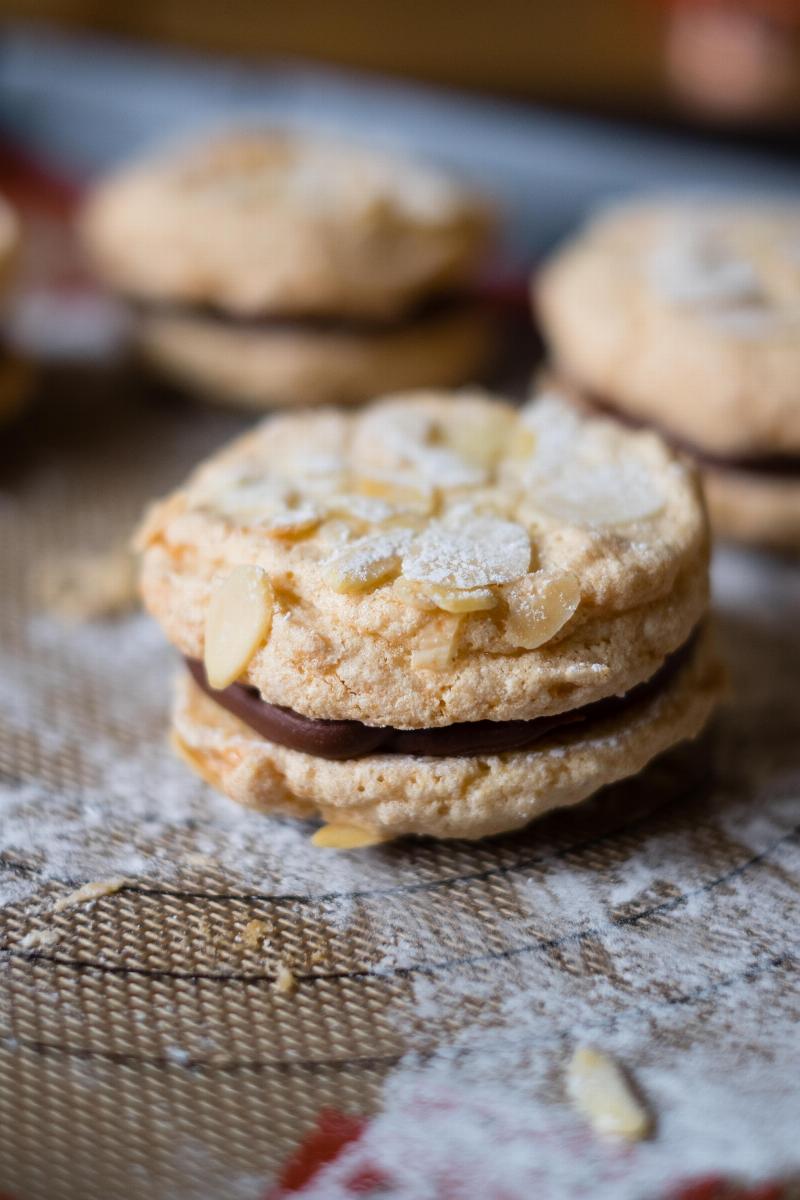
<box><xmin>0</xmin><ymin>372</ymin><xmax>798</xmax><ymax>1200</ymax></box>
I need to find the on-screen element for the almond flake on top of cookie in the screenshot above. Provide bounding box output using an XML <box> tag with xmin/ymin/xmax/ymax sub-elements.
<box><xmin>259</xmin><ymin>504</ymin><xmax>321</xmax><ymax>539</ymax></box>
<box><xmin>323</xmin><ymin>528</ymin><xmax>415</xmax><ymax>594</ymax></box>
<box><xmin>401</xmin><ymin>510</ymin><xmax>531</xmax><ymax>589</ymax></box>
<box><xmin>521</xmin><ymin>394</ymin><xmax>666</xmax><ymax>528</ymax></box>
<box><xmin>410</xmin><ymin>614</ymin><xmax>461</xmax><ymax>670</ymax></box>
<box><xmin>444</xmin><ymin>402</ymin><xmax>523</xmax><ymax>469</ymax></box>
<box><xmin>351</xmin><ymin>469</ymin><xmax>436</xmax><ymax>515</ymax></box>
<box><xmin>531</xmin><ymin>459</ymin><xmax>665</xmax><ymax>529</ymax></box>
<box><xmin>503</xmin><ymin>571</ymin><xmax>581</xmax><ymax>649</ymax></box>
<box><xmin>204</xmin><ymin>564</ymin><xmax>274</xmax><ymax>689</ymax></box>
<box><xmin>191</xmin><ymin>470</ymin><xmax>326</xmax><ymax>537</ymax></box>
<box><xmin>323</xmin><ymin>493</ymin><xmax>398</xmax><ymax>526</ymax></box>
<box><xmin>355</xmin><ymin>401</ymin><xmax>488</xmax><ymax>490</ymax></box>
<box><xmin>193</xmin><ymin>474</ymin><xmax>287</xmax><ymax>518</ymax></box>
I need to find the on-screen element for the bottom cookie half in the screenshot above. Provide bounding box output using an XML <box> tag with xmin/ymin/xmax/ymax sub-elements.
<box><xmin>170</xmin><ymin>627</ymin><xmax>723</xmax><ymax>841</ymax></box>
<box><xmin>136</xmin><ymin>303</ymin><xmax>494</xmax><ymax>410</ymax></box>
<box><xmin>703</xmin><ymin>466</ymin><xmax>800</xmax><ymax>554</ymax></box>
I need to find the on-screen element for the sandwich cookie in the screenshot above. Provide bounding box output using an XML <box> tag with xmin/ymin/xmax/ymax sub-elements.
<box><xmin>536</xmin><ymin>198</ymin><xmax>800</xmax><ymax>551</ymax></box>
<box><xmin>135</xmin><ymin>388</ymin><xmax>722</xmax><ymax>842</ymax></box>
<box><xmin>82</xmin><ymin>132</ymin><xmax>495</xmax><ymax>409</ymax></box>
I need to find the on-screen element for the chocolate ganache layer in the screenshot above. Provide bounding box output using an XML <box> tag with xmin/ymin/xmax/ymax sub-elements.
<box><xmin>185</xmin><ymin>632</ymin><xmax>698</xmax><ymax>761</ymax></box>
<box><xmin>136</xmin><ymin>292</ymin><xmax>479</xmax><ymax>338</ymax></box>
<box><xmin>578</xmin><ymin>389</ymin><xmax>800</xmax><ymax>478</ymax></box>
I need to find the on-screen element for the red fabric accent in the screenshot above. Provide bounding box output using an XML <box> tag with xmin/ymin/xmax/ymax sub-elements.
<box><xmin>0</xmin><ymin>139</ymin><xmax>82</xmax><ymax>216</ymax></box>
<box><xmin>268</xmin><ymin>1109</ymin><xmax>369</xmax><ymax>1196</ymax></box>
<box><xmin>671</xmin><ymin>1177</ymin><xmax>787</xmax><ymax>1200</ymax></box>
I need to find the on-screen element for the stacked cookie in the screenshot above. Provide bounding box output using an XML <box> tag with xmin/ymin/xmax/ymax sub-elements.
<box><xmin>81</xmin><ymin>133</ymin><xmax>495</xmax><ymax>409</ymax></box>
<box><xmin>536</xmin><ymin>199</ymin><xmax>800</xmax><ymax>551</ymax></box>
<box><xmin>135</xmin><ymin>388</ymin><xmax>721</xmax><ymax>842</ymax></box>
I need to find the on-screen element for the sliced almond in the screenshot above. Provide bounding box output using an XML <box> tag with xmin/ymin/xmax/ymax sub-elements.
<box><xmin>567</xmin><ymin>1046</ymin><xmax>651</xmax><ymax>1141</ymax></box>
<box><xmin>444</xmin><ymin>406</ymin><xmax>518</xmax><ymax>469</ymax></box>
<box><xmin>504</xmin><ymin>571</ymin><xmax>580</xmax><ymax>649</ymax></box>
<box><xmin>532</xmin><ymin>460</ymin><xmax>665</xmax><ymax>528</ymax></box>
<box><xmin>402</xmin><ymin>513</ymin><xmax>530</xmax><ymax>590</ymax></box>
<box><xmin>53</xmin><ymin>878</ymin><xmax>127</xmax><ymax>913</ymax></box>
<box><xmin>311</xmin><ymin>824</ymin><xmax>390</xmax><ymax>849</ymax></box>
<box><xmin>392</xmin><ymin>576</ymin><xmax>496</xmax><ymax>614</ymax></box>
<box><xmin>206</xmin><ymin>477</ymin><xmax>288</xmax><ymax>520</ymax></box>
<box><xmin>352</xmin><ymin>472</ymin><xmax>435</xmax><ymax>515</ymax></box>
<box><xmin>323</xmin><ymin>529</ymin><xmax>414</xmax><ymax>594</ymax></box>
<box><xmin>390</xmin><ymin>576</ymin><xmax>438</xmax><ymax>610</ymax></box>
<box><xmin>407</xmin><ymin>443</ymin><xmax>486</xmax><ymax>489</ymax></box>
<box><xmin>410</xmin><ymin>615</ymin><xmax>460</xmax><ymax>670</ymax></box>
<box><xmin>204</xmin><ymin>565</ymin><xmax>274</xmax><ymax>690</ymax></box>
<box><xmin>422</xmin><ymin>584</ymin><xmax>497</xmax><ymax>614</ymax></box>
<box><xmin>324</xmin><ymin>493</ymin><xmax>396</xmax><ymax>527</ymax></box>
<box><xmin>259</xmin><ymin>504</ymin><xmax>320</xmax><ymax>539</ymax></box>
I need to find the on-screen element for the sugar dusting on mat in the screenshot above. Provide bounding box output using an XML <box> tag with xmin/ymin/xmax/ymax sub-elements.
<box><xmin>1</xmin><ymin>545</ymin><xmax>799</xmax><ymax>1198</ymax></box>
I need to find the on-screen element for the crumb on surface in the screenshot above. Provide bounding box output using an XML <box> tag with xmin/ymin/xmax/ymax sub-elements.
<box><xmin>18</xmin><ymin>928</ymin><xmax>60</xmax><ymax>950</ymax></box>
<box><xmin>241</xmin><ymin>918</ymin><xmax>270</xmax><ymax>950</ymax></box>
<box><xmin>274</xmin><ymin>964</ymin><xmax>297</xmax><ymax>995</ymax></box>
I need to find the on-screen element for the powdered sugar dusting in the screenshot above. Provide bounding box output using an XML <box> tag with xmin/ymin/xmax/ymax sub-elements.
<box><xmin>647</xmin><ymin>222</ymin><xmax>764</xmax><ymax>308</ymax></box>
<box><xmin>401</xmin><ymin>511</ymin><xmax>531</xmax><ymax>588</ymax></box>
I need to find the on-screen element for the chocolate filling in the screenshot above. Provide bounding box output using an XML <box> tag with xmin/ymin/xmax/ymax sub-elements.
<box><xmin>136</xmin><ymin>291</ymin><xmax>478</xmax><ymax>338</ymax></box>
<box><xmin>184</xmin><ymin>631</ymin><xmax>698</xmax><ymax>761</ymax></box>
<box><xmin>578</xmin><ymin>389</ymin><xmax>800</xmax><ymax>479</ymax></box>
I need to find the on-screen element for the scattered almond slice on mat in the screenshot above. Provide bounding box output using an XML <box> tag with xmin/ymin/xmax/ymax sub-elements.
<box><xmin>311</xmin><ymin>824</ymin><xmax>391</xmax><ymax>850</ymax></box>
<box><xmin>53</xmin><ymin>878</ymin><xmax>128</xmax><ymax>913</ymax></box>
<box><xmin>567</xmin><ymin>1046</ymin><xmax>651</xmax><ymax>1140</ymax></box>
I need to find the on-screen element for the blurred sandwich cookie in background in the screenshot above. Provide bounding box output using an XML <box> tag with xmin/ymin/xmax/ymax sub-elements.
<box><xmin>80</xmin><ymin>131</ymin><xmax>496</xmax><ymax>410</ymax></box>
<box><xmin>536</xmin><ymin>198</ymin><xmax>800</xmax><ymax>552</ymax></box>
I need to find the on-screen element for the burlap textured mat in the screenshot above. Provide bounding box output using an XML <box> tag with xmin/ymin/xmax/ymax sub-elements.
<box><xmin>0</xmin><ymin>373</ymin><xmax>798</xmax><ymax>1199</ymax></box>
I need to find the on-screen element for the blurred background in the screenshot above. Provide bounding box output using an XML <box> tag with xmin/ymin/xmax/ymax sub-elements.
<box><xmin>1</xmin><ymin>1</ymin><xmax>799</xmax><ymax>270</ymax></box>
<box><xmin>4</xmin><ymin>0</ymin><xmax>800</xmax><ymax>123</ymax></box>
<box><xmin>0</xmin><ymin>0</ymin><xmax>797</xmax><ymax>367</ymax></box>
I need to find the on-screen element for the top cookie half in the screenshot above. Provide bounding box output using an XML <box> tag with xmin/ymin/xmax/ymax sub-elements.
<box><xmin>81</xmin><ymin>132</ymin><xmax>491</xmax><ymax>319</ymax></box>
<box><xmin>136</xmin><ymin>389</ymin><xmax>709</xmax><ymax>730</ymax></box>
<box><xmin>536</xmin><ymin>199</ymin><xmax>800</xmax><ymax>458</ymax></box>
